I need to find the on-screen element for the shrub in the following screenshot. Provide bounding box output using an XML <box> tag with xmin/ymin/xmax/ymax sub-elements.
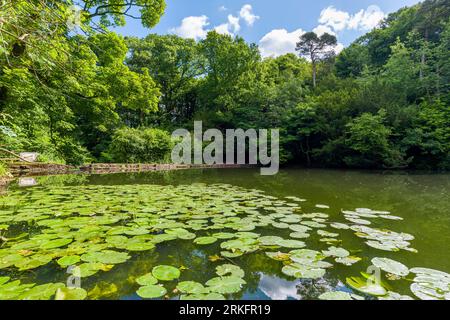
<box><xmin>0</xmin><ymin>162</ymin><xmax>8</xmax><ymax>177</ymax></box>
<box><xmin>343</xmin><ymin>110</ymin><xmax>409</xmax><ymax>169</ymax></box>
<box><xmin>105</xmin><ymin>127</ymin><xmax>173</xmax><ymax>163</ymax></box>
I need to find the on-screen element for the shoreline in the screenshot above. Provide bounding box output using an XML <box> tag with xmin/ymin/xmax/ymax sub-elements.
<box><xmin>4</xmin><ymin>162</ymin><xmax>256</xmax><ymax>178</ymax></box>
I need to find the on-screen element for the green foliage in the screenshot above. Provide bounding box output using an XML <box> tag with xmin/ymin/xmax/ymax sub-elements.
<box><xmin>126</xmin><ymin>34</ymin><xmax>202</xmax><ymax>125</ymax></box>
<box><xmin>403</xmin><ymin>99</ymin><xmax>450</xmax><ymax>169</ymax></box>
<box><xmin>335</xmin><ymin>44</ymin><xmax>370</xmax><ymax>78</ymax></box>
<box><xmin>105</xmin><ymin>127</ymin><xmax>173</xmax><ymax>163</ymax></box>
<box><xmin>0</xmin><ymin>0</ymin><xmax>448</xmax><ymax>170</ymax></box>
<box><xmin>344</xmin><ymin>111</ymin><xmax>407</xmax><ymax>168</ymax></box>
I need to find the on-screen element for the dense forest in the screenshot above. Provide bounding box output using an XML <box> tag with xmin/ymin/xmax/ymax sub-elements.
<box><xmin>0</xmin><ymin>0</ymin><xmax>449</xmax><ymax>172</ymax></box>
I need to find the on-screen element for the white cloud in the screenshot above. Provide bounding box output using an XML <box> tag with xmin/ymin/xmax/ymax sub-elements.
<box><xmin>227</xmin><ymin>14</ymin><xmax>241</xmax><ymax>33</ymax></box>
<box><xmin>170</xmin><ymin>15</ymin><xmax>209</xmax><ymax>40</ymax></box>
<box><xmin>172</xmin><ymin>4</ymin><xmax>257</xmax><ymax>41</ymax></box>
<box><xmin>214</xmin><ymin>14</ymin><xmax>240</xmax><ymax>36</ymax></box>
<box><xmin>349</xmin><ymin>5</ymin><xmax>386</xmax><ymax>30</ymax></box>
<box><xmin>313</xmin><ymin>25</ymin><xmax>336</xmax><ymax>36</ymax></box>
<box><xmin>214</xmin><ymin>23</ymin><xmax>232</xmax><ymax>36</ymax></box>
<box><xmin>259</xmin><ymin>28</ymin><xmax>305</xmax><ymax>58</ymax></box>
<box><xmin>318</xmin><ymin>6</ymin><xmax>350</xmax><ymax>32</ymax></box>
<box><xmin>239</xmin><ymin>4</ymin><xmax>260</xmax><ymax>26</ymax></box>
<box><xmin>319</xmin><ymin>5</ymin><xmax>386</xmax><ymax>33</ymax></box>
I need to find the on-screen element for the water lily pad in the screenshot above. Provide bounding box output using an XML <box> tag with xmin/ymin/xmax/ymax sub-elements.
<box><xmin>409</xmin><ymin>268</ymin><xmax>450</xmax><ymax>300</ymax></box>
<box><xmin>20</xmin><ymin>283</ymin><xmax>65</xmax><ymax>300</ymax></box>
<box><xmin>220</xmin><ymin>251</ymin><xmax>243</xmax><ymax>258</ymax></box>
<box><xmin>346</xmin><ymin>276</ymin><xmax>387</xmax><ymax>296</ymax></box>
<box><xmin>330</xmin><ymin>223</ymin><xmax>350</xmax><ymax>230</ymax></box>
<box><xmin>371</xmin><ymin>257</ymin><xmax>409</xmax><ymax>277</ymax></box>
<box><xmin>319</xmin><ymin>291</ymin><xmax>353</xmax><ymax>300</ymax></box>
<box><xmin>346</xmin><ymin>217</ymin><xmax>371</xmax><ymax>225</ymax></box>
<box><xmin>0</xmin><ymin>254</ymin><xmax>26</xmax><ymax>269</ymax></box>
<box><xmin>0</xmin><ymin>277</ymin><xmax>10</xmax><ymax>285</ymax></box>
<box><xmin>289</xmin><ymin>249</ymin><xmax>325</xmax><ymax>262</ymax></box>
<box><xmin>322</xmin><ymin>247</ymin><xmax>350</xmax><ymax>258</ymax></box>
<box><xmin>378</xmin><ymin>291</ymin><xmax>414</xmax><ymax>300</ymax></box>
<box><xmin>272</xmin><ymin>222</ymin><xmax>290</xmax><ymax>229</ymax></box>
<box><xmin>55</xmin><ymin>287</ymin><xmax>88</xmax><ymax>300</ymax></box>
<box><xmin>136</xmin><ymin>273</ymin><xmax>158</xmax><ymax>286</ymax></box>
<box><xmin>301</xmin><ymin>221</ymin><xmax>326</xmax><ymax>228</ymax></box>
<box><xmin>212</xmin><ymin>232</ymin><xmax>235</xmax><ymax>239</ymax></box>
<box><xmin>40</xmin><ymin>238</ymin><xmax>73</xmax><ymax>250</ymax></box>
<box><xmin>152</xmin><ymin>265</ymin><xmax>181</xmax><ymax>281</ymax></box>
<box><xmin>136</xmin><ymin>285</ymin><xmax>167</xmax><ymax>299</ymax></box>
<box><xmin>317</xmin><ymin>230</ymin><xmax>339</xmax><ymax>238</ymax></box>
<box><xmin>282</xmin><ymin>263</ymin><xmax>326</xmax><ymax>279</ymax></box>
<box><xmin>194</xmin><ymin>237</ymin><xmax>218</xmax><ymax>245</ymax></box>
<box><xmin>265</xmin><ymin>251</ymin><xmax>291</xmax><ymax>261</ymax></box>
<box><xmin>289</xmin><ymin>225</ymin><xmax>310</xmax><ymax>233</ymax></box>
<box><xmin>176</xmin><ymin>281</ymin><xmax>207</xmax><ymax>294</ymax></box>
<box><xmin>258</xmin><ymin>236</ymin><xmax>283</xmax><ymax>246</ymax></box>
<box><xmin>220</xmin><ymin>238</ymin><xmax>258</xmax><ymax>253</ymax></box>
<box><xmin>15</xmin><ymin>255</ymin><xmax>53</xmax><ymax>271</ymax></box>
<box><xmin>57</xmin><ymin>256</ymin><xmax>80</xmax><ymax>267</ymax></box>
<box><xmin>365</xmin><ymin>240</ymin><xmax>399</xmax><ymax>252</ymax></box>
<box><xmin>216</xmin><ymin>264</ymin><xmax>245</xmax><ymax>278</ymax></box>
<box><xmin>81</xmin><ymin>250</ymin><xmax>130</xmax><ymax>264</ymax></box>
<box><xmin>277</xmin><ymin>239</ymin><xmax>306</xmax><ymax>248</ymax></box>
<box><xmin>205</xmin><ymin>276</ymin><xmax>246</xmax><ymax>294</ymax></box>
<box><xmin>335</xmin><ymin>256</ymin><xmax>361</xmax><ymax>266</ymax></box>
<box><xmin>74</xmin><ymin>263</ymin><xmax>109</xmax><ymax>278</ymax></box>
<box><xmin>180</xmin><ymin>292</ymin><xmax>225</xmax><ymax>300</ymax></box>
<box><xmin>289</xmin><ymin>232</ymin><xmax>310</xmax><ymax>239</ymax></box>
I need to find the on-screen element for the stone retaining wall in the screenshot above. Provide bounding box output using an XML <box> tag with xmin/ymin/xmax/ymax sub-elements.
<box><xmin>7</xmin><ymin>162</ymin><xmax>254</xmax><ymax>176</ymax></box>
<box><xmin>8</xmin><ymin>163</ymin><xmax>76</xmax><ymax>175</ymax></box>
<box><xmin>79</xmin><ymin>163</ymin><xmax>252</xmax><ymax>174</ymax></box>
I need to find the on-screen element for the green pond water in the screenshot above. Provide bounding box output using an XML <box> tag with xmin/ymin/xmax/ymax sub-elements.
<box><xmin>0</xmin><ymin>168</ymin><xmax>449</xmax><ymax>300</ymax></box>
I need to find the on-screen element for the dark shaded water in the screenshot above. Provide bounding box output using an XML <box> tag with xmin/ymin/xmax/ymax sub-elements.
<box><xmin>2</xmin><ymin>168</ymin><xmax>450</xmax><ymax>300</ymax></box>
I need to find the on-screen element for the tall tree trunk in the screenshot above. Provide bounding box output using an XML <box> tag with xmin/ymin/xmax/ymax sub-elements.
<box><xmin>436</xmin><ymin>64</ymin><xmax>441</xmax><ymax>97</ymax></box>
<box><xmin>312</xmin><ymin>62</ymin><xmax>317</xmax><ymax>88</ymax></box>
<box><xmin>420</xmin><ymin>28</ymin><xmax>429</xmax><ymax>81</ymax></box>
<box><xmin>420</xmin><ymin>51</ymin><xmax>425</xmax><ymax>81</ymax></box>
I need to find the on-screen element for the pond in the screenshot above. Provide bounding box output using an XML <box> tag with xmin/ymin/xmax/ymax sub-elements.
<box><xmin>1</xmin><ymin>168</ymin><xmax>449</xmax><ymax>300</ymax></box>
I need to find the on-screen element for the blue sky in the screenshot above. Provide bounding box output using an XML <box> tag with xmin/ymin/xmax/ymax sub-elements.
<box><xmin>113</xmin><ymin>0</ymin><xmax>423</xmax><ymax>57</ymax></box>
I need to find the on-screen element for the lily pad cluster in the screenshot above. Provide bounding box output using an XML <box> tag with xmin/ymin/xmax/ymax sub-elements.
<box><xmin>266</xmin><ymin>249</ymin><xmax>332</xmax><ymax>280</ymax></box>
<box><xmin>351</xmin><ymin>225</ymin><xmax>417</xmax><ymax>253</ymax></box>
<box><xmin>175</xmin><ymin>264</ymin><xmax>246</xmax><ymax>300</ymax></box>
<box><xmin>410</xmin><ymin>268</ymin><xmax>450</xmax><ymax>300</ymax></box>
<box><xmin>0</xmin><ymin>183</ymin><xmax>448</xmax><ymax>300</ymax></box>
<box><xmin>0</xmin><ymin>276</ymin><xmax>86</xmax><ymax>300</ymax></box>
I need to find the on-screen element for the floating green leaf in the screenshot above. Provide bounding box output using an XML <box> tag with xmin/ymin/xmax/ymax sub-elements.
<box><xmin>319</xmin><ymin>291</ymin><xmax>353</xmax><ymax>300</ymax></box>
<box><xmin>194</xmin><ymin>237</ymin><xmax>218</xmax><ymax>245</ymax></box>
<box><xmin>371</xmin><ymin>257</ymin><xmax>409</xmax><ymax>277</ymax></box>
<box><xmin>216</xmin><ymin>264</ymin><xmax>245</xmax><ymax>278</ymax></box>
<box><xmin>40</xmin><ymin>238</ymin><xmax>73</xmax><ymax>250</ymax></box>
<box><xmin>55</xmin><ymin>287</ymin><xmax>88</xmax><ymax>300</ymax></box>
<box><xmin>136</xmin><ymin>273</ymin><xmax>158</xmax><ymax>286</ymax></box>
<box><xmin>346</xmin><ymin>276</ymin><xmax>387</xmax><ymax>296</ymax></box>
<box><xmin>152</xmin><ymin>265</ymin><xmax>181</xmax><ymax>281</ymax></box>
<box><xmin>176</xmin><ymin>281</ymin><xmax>207</xmax><ymax>294</ymax></box>
<box><xmin>205</xmin><ymin>276</ymin><xmax>246</xmax><ymax>294</ymax></box>
<box><xmin>57</xmin><ymin>256</ymin><xmax>80</xmax><ymax>267</ymax></box>
<box><xmin>136</xmin><ymin>285</ymin><xmax>167</xmax><ymax>299</ymax></box>
<box><xmin>322</xmin><ymin>247</ymin><xmax>350</xmax><ymax>258</ymax></box>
